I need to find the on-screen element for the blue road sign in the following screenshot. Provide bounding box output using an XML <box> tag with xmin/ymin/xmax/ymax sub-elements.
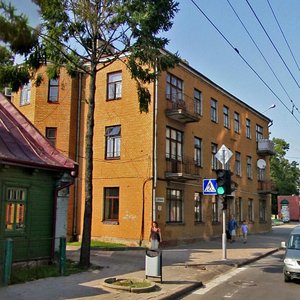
<box><xmin>203</xmin><ymin>179</ymin><xmax>217</xmax><ymax>195</ymax></box>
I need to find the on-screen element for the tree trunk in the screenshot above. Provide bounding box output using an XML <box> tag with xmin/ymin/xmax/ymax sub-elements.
<box><xmin>79</xmin><ymin>65</ymin><xmax>96</xmax><ymax>268</ymax></box>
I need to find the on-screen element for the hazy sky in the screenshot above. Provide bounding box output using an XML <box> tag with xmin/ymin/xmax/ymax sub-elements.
<box><xmin>7</xmin><ymin>0</ymin><xmax>300</xmax><ymax>164</ymax></box>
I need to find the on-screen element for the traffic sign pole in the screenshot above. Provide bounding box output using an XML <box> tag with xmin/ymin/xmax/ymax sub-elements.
<box><xmin>222</xmin><ymin>196</ymin><xmax>227</xmax><ymax>260</ymax></box>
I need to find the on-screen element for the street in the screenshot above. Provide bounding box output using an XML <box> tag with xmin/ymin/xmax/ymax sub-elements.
<box><xmin>180</xmin><ymin>250</ymin><xmax>300</xmax><ymax>300</ymax></box>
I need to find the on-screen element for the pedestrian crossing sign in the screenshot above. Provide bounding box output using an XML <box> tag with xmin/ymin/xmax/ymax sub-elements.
<box><xmin>203</xmin><ymin>179</ymin><xmax>217</xmax><ymax>195</ymax></box>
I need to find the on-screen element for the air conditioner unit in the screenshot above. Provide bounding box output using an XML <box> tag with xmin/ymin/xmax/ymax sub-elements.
<box><xmin>4</xmin><ymin>87</ymin><xmax>12</xmax><ymax>97</ymax></box>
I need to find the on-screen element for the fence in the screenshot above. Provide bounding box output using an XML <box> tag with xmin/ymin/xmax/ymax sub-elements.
<box><xmin>0</xmin><ymin>237</ymin><xmax>67</xmax><ymax>286</ymax></box>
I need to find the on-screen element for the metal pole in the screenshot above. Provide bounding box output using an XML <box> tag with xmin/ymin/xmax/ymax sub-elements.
<box><xmin>3</xmin><ymin>238</ymin><xmax>13</xmax><ymax>285</ymax></box>
<box><xmin>59</xmin><ymin>237</ymin><xmax>66</xmax><ymax>275</ymax></box>
<box><xmin>222</xmin><ymin>204</ymin><xmax>227</xmax><ymax>260</ymax></box>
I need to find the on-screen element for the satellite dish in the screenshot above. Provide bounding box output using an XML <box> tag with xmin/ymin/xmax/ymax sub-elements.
<box><xmin>257</xmin><ymin>159</ymin><xmax>266</xmax><ymax>169</ymax></box>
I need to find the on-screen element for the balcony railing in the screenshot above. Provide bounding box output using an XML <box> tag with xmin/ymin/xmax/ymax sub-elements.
<box><xmin>165</xmin><ymin>159</ymin><xmax>200</xmax><ymax>181</ymax></box>
<box><xmin>165</xmin><ymin>96</ymin><xmax>200</xmax><ymax>124</ymax></box>
<box><xmin>257</xmin><ymin>179</ymin><xmax>277</xmax><ymax>194</ymax></box>
<box><xmin>257</xmin><ymin>139</ymin><xmax>275</xmax><ymax>156</ymax></box>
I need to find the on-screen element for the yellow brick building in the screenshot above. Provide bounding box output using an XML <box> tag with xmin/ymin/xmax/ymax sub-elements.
<box><xmin>12</xmin><ymin>58</ymin><xmax>275</xmax><ymax>246</ymax></box>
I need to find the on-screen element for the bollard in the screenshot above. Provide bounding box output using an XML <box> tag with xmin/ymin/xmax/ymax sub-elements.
<box><xmin>59</xmin><ymin>237</ymin><xmax>66</xmax><ymax>276</ymax></box>
<box><xmin>3</xmin><ymin>238</ymin><xmax>13</xmax><ymax>285</ymax></box>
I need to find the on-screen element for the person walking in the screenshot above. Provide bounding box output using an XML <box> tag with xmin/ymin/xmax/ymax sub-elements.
<box><xmin>227</xmin><ymin>215</ymin><xmax>238</xmax><ymax>243</ymax></box>
<box><xmin>241</xmin><ymin>220</ymin><xmax>249</xmax><ymax>243</ymax></box>
<box><xmin>149</xmin><ymin>221</ymin><xmax>162</xmax><ymax>249</ymax></box>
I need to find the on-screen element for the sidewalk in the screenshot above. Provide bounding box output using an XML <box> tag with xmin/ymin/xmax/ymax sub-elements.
<box><xmin>0</xmin><ymin>224</ymin><xmax>296</xmax><ymax>300</ymax></box>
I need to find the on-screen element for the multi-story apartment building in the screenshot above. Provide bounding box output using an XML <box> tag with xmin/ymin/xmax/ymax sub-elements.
<box><xmin>11</xmin><ymin>57</ymin><xmax>275</xmax><ymax>245</ymax></box>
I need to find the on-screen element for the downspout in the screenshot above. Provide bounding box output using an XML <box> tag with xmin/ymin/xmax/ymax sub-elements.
<box><xmin>152</xmin><ymin>64</ymin><xmax>158</xmax><ymax>222</ymax></box>
<box><xmin>72</xmin><ymin>72</ymin><xmax>83</xmax><ymax>240</ymax></box>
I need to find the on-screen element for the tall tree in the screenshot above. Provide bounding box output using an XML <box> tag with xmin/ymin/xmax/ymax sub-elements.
<box><xmin>0</xmin><ymin>0</ymin><xmax>179</xmax><ymax>268</ymax></box>
<box><xmin>270</xmin><ymin>138</ymin><xmax>300</xmax><ymax>196</ymax></box>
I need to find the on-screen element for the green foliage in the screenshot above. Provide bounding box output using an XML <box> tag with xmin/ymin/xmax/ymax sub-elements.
<box><xmin>270</xmin><ymin>138</ymin><xmax>300</xmax><ymax>195</ymax></box>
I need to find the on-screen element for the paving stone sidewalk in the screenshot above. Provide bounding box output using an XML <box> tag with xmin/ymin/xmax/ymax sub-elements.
<box><xmin>0</xmin><ymin>224</ymin><xmax>296</xmax><ymax>300</ymax></box>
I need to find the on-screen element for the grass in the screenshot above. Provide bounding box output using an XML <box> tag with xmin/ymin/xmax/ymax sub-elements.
<box><xmin>10</xmin><ymin>260</ymin><xmax>93</xmax><ymax>285</ymax></box>
<box><xmin>112</xmin><ymin>279</ymin><xmax>152</xmax><ymax>288</ymax></box>
<box><xmin>67</xmin><ymin>240</ymin><xmax>127</xmax><ymax>248</ymax></box>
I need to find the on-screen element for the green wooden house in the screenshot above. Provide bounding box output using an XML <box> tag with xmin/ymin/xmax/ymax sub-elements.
<box><xmin>0</xmin><ymin>94</ymin><xmax>77</xmax><ymax>263</ymax></box>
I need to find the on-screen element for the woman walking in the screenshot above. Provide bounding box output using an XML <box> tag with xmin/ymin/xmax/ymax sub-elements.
<box><xmin>149</xmin><ymin>221</ymin><xmax>162</xmax><ymax>249</ymax></box>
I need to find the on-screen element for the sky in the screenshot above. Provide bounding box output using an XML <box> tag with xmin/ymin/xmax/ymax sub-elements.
<box><xmin>7</xmin><ymin>0</ymin><xmax>300</xmax><ymax>163</ymax></box>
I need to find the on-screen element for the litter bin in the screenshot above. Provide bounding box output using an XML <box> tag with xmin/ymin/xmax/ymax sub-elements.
<box><xmin>145</xmin><ymin>249</ymin><xmax>162</xmax><ymax>282</ymax></box>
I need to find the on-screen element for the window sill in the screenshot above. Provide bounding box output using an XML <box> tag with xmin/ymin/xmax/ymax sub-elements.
<box><xmin>103</xmin><ymin>221</ymin><xmax>119</xmax><ymax>225</ymax></box>
<box><xmin>166</xmin><ymin>222</ymin><xmax>185</xmax><ymax>226</ymax></box>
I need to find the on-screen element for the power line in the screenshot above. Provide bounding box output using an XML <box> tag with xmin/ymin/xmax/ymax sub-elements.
<box><xmin>189</xmin><ymin>0</ymin><xmax>300</xmax><ymax>125</ymax></box>
<box><xmin>266</xmin><ymin>0</ymin><xmax>300</xmax><ymax>72</ymax></box>
<box><xmin>245</xmin><ymin>0</ymin><xmax>300</xmax><ymax>91</ymax></box>
<box><xmin>226</xmin><ymin>0</ymin><xmax>300</xmax><ymax>117</ymax></box>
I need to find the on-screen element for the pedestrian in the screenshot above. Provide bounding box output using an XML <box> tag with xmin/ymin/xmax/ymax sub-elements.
<box><xmin>149</xmin><ymin>221</ymin><xmax>162</xmax><ymax>249</ymax></box>
<box><xmin>227</xmin><ymin>215</ymin><xmax>238</xmax><ymax>243</ymax></box>
<box><xmin>241</xmin><ymin>220</ymin><xmax>249</xmax><ymax>243</ymax></box>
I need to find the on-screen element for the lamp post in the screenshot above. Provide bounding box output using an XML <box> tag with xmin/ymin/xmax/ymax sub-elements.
<box><xmin>263</xmin><ymin>104</ymin><xmax>276</xmax><ymax>113</ymax></box>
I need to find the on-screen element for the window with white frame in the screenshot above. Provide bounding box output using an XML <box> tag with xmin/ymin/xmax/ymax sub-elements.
<box><xmin>104</xmin><ymin>187</ymin><xmax>119</xmax><ymax>222</ymax></box>
<box><xmin>5</xmin><ymin>187</ymin><xmax>27</xmax><ymax>232</ymax></box>
<box><xmin>246</xmin><ymin>118</ymin><xmax>251</xmax><ymax>139</ymax></box>
<box><xmin>211</xmin><ymin>143</ymin><xmax>220</xmax><ymax>170</ymax></box>
<box><xmin>234</xmin><ymin>112</ymin><xmax>240</xmax><ymax>133</ymax></box>
<box><xmin>20</xmin><ymin>81</ymin><xmax>31</xmax><ymax>105</ymax></box>
<box><xmin>166</xmin><ymin>127</ymin><xmax>183</xmax><ymax>161</ymax></box>
<box><xmin>48</xmin><ymin>78</ymin><xmax>59</xmax><ymax>102</ymax></box>
<box><xmin>210</xmin><ymin>98</ymin><xmax>218</xmax><ymax>122</ymax></box>
<box><xmin>256</xmin><ymin>124</ymin><xmax>263</xmax><ymax>141</ymax></box>
<box><xmin>107</xmin><ymin>71</ymin><xmax>122</xmax><ymax>100</ymax></box>
<box><xmin>223</xmin><ymin>105</ymin><xmax>230</xmax><ymax>128</ymax></box>
<box><xmin>105</xmin><ymin>125</ymin><xmax>121</xmax><ymax>159</ymax></box>
<box><xmin>45</xmin><ymin>127</ymin><xmax>57</xmax><ymax>147</ymax></box>
<box><xmin>166</xmin><ymin>73</ymin><xmax>183</xmax><ymax>102</ymax></box>
<box><xmin>167</xmin><ymin>188</ymin><xmax>183</xmax><ymax>223</ymax></box>
<box><xmin>259</xmin><ymin>199</ymin><xmax>267</xmax><ymax>222</ymax></box>
<box><xmin>194</xmin><ymin>137</ymin><xmax>202</xmax><ymax>167</ymax></box>
<box><xmin>194</xmin><ymin>89</ymin><xmax>202</xmax><ymax>115</ymax></box>
<box><xmin>235</xmin><ymin>151</ymin><xmax>241</xmax><ymax>176</ymax></box>
<box><xmin>246</xmin><ymin>156</ymin><xmax>252</xmax><ymax>179</ymax></box>
<box><xmin>194</xmin><ymin>192</ymin><xmax>203</xmax><ymax>222</ymax></box>
<box><xmin>248</xmin><ymin>199</ymin><xmax>254</xmax><ymax>222</ymax></box>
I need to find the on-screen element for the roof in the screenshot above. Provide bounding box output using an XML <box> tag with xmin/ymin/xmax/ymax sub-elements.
<box><xmin>0</xmin><ymin>93</ymin><xmax>77</xmax><ymax>172</ymax></box>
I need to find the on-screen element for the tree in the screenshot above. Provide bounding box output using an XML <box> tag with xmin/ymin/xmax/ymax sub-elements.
<box><xmin>1</xmin><ymin>0</ymin><xmax>180</xmax><ymax>268</ymax></box>
<box><xmin>270</xmin><ymin>138</ymin><xmax>300</xmax><ymax>213</ymax></box>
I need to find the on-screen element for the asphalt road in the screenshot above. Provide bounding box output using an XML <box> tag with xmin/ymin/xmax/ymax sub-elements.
<box><xmin>181</xmin><ymin>250</ymin><xmax>300</xmax><ymax>300</ymax></box>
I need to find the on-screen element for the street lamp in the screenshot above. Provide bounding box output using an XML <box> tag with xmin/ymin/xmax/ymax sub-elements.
<box><xmin>263</xmin><ymin>104</ymin><xmax>276</xmax><ymax>113</ymax></box>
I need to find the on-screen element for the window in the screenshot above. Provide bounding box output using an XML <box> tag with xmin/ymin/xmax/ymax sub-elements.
<box><xmin>246</xmin><ymin>156</ymin><xmax>252</xmax><ymax>179</ymax></box>
<box><xmin>20</xmin><ymin>81</ymin><xmax>31</xmax><ymax>105</ymax></box>
<box><xmin>105</xmin><ymin>125</ymin><xmax>121</xmax><ymax>159</ymax></box>
<box><xmin>259</xmin><ymin>199</ymin><xmax>267</xmax><ymax>222</ymax></box>
<box><xmin>194</xmin><ymin>89</ymin><xmax>202</xmax><ymax>115</ymax></box>
<box><xmin>246</xmin><ymin>118</ymin><xmax>251</xmax><ymax>139</ymax></box>
<box><xmin>5</xmin><ymin>187</ymin><xmax>27</xmax><ymax>232</ymax></box>
<box><xmin>107</xmin><ymin>72</ymin><xmax>122</xmax><ymax>100</ymax></box>
<box><xmin>256</xmin><ymin>124</ymin><xmax>263</xmax><ymax>141</ymax></box>
<box><xmin>166</xmin><ymin>73</ymin><xmax>183</xmax><ymax>102</ymax></box>
<box><xmin>167</xmin><ymin>189</ymin><xmax>183</xmax><ymax>223</ymax></box>
<box><xmin>48</xmin><ymin>78</ymin><xmax>59</xmax><ymax>102</ymax></box>
<box><xmin>212</xmin><ymin>200</ymin><xmax>219</xmax><ymax>222</ymax></box>
<box><xmin>46</xmin><ymin>127</ymin><xmax>57</xmax><ymax>147</ymax></box>
<box><xmin>194</xmin><ymin>137</ymin><xmax>202</xmax><ymax>167</ymax></box>
<box><xmin>210</xmin><ymin>98</ymin><xmax>218</xmax><ymax>122</ymax></box>
<box><xmin>211</xmin><ymin>143</ymin><xmax>219</xmax><ymax>170</ymax></box>
<box><xmin>234</xmin><ymin>112</ymin><xmax>240</xmax><ymax>133</ymax></box>
<box><xmin>237</xmin><ymin>197</ymin><xmax>243</xmax><ymax>222</ymax></box>
<box><xmin>248</xmin><ymin>199</ymin><xmax>254</xmax><ymax>222</ymax></box>
<box><xmin>235</xmin><ymin>151</ymin><xmax>241</xmax><ymax>176</ymax></box>
<box><xmin>194</xmin><ymin>192</ymin><xmax>203</xmax><ymax>222</ymax></box>
<box><xmin>223</xmin><ymin>106</ymin><xmax>230</xmax><ymax>128</ymax></box>
<box><xmin>104</xmin><ymin>187</ymin><xmax>119</xmax><ymax>221</ymax></box>
<box><xmin>166</xmin><ymin>127</ymin><xmax>183</xmax><ymax>161</ymax></box>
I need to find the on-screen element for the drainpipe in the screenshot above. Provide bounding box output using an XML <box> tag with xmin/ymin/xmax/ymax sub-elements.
<box><xmin>72</xmin><ymin>72</ymin><xmax>83</xmax><ymax>240</ymax></box>
<box><xmin>152</xmin><ymin>65</ymin><xmax>158</xmax><ymax>222</ymax></box>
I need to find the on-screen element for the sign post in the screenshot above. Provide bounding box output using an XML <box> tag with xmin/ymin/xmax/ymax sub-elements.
<box><xmin>215</xmin><ymin>145</ymin><xmax>233</xmax><ymax>260</ymax></box>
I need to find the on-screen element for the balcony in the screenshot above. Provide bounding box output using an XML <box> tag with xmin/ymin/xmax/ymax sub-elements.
<box><xmin>257</xmin><ymin>179</ymin><xmax>277</xmax><ymax>194</ymax></box>
<box><xmin>165</xmin><ymin>98</ymin><xmax>200</xmax><ymax>124</ymax></box>
<box><xmin>165</xmin><ymin>159</ymin><xmax>200</xmax><ymax>181</ymax></box>
<box><xmin>257</xmin><ymin>139</ymin><xmax>275</xmax><ymax>156</ymax></box>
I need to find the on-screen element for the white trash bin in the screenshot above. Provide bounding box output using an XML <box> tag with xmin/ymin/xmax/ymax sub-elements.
<box><xmin>145</xmin><ymin>249</ymin><xmax>162</xmax><ymax>282</ymax></box>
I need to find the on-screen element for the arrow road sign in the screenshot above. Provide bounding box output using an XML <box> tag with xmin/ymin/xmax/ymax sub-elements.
<box><xmin>203</xmin><ymin>179</ymin><xmax>217</xmax><ymax>195</ymax></box>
